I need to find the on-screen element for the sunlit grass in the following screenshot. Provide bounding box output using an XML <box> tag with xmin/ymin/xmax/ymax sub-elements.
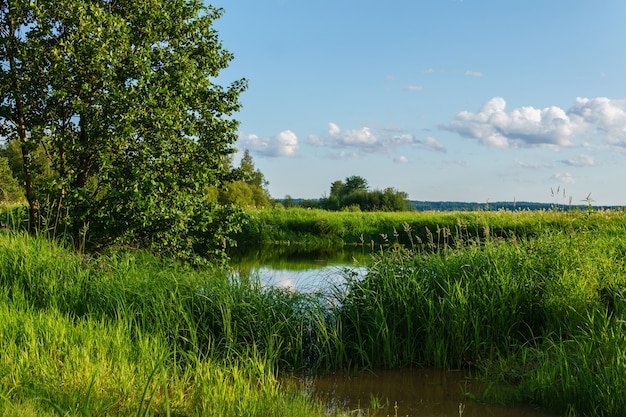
<box><xmin>2</xmin><ymin>207</ymin><xmax>626</xmax><ymax>416</ymax></box>
<box><xmin>0</xmin><ymin>231</ymin><xmax>335</xmax><ymax>416</ymax></box>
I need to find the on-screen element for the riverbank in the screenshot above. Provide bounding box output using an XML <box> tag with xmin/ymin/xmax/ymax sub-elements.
<box><xmin>1</xmin><ymin>208</ymin><xmax>626</xmax><ymax>415</ymax></box>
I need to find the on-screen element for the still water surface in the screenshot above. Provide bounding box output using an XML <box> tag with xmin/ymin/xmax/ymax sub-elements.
<box><xmin>231</xmin><ymin>246</ymin><xmax>369</xmax><ymax>292</ymax></box>
<box><xmin>302</xmin><ymin>368</ymin><xmax>558</xmax><ymax>417</ymax></box>
<box><xmin>234</xmin><ymin>247</ymin><xmax>559</xmax><ymax>417</ymax></box>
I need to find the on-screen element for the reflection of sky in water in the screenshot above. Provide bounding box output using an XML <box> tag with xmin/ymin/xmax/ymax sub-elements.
<box><xmin>238</xmin><ymin>265</ymin><xmax>367</xmax><ymax>293</ymax></box>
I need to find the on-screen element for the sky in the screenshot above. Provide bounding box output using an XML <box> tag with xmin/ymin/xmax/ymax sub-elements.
<box><xmin>213</xmin><ymin>0</ymin><xmax>626</xmax><ymax>206</ymax></box>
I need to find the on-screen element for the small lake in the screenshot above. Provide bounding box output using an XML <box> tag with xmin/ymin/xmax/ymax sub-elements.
<box><xmin>233</xmin><ymin>246</ymin><xmax>559</xmax><ymax>417</ymax></box>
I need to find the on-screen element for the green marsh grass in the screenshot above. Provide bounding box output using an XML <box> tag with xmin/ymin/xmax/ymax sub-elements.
<box><xmin>3</xmin><ymin>207</ymin><xmax>626</xmax><ymax>416</ymax></box>
<box><xmin>330</xmin><ymin>216</ymin><xmax>626</xmax><ymax>416</ymax></box>
<box><xmin>236</xmin><ymin>206</ymin><xmax>626</xmax><ymax>251</ymax></box>
<box><xmin>0</xmin><ymin>231</ymin><xmax>336</xmax><ymax>416</ymax></box>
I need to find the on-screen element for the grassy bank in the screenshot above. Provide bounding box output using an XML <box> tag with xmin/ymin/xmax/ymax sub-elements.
<box><xmin>2</xmin><ymin>208</ymin><xmax>626</xmax><ymax>416</ymax></box>
<box><xmin>235</xmin><ymin>207</ymin><xmax>626</xmax><ymax>250</ymax></box>
<box><xmin>0</xmin><ymin>232</ymin><xmax>331</xmax><ymax>416</ymax></box>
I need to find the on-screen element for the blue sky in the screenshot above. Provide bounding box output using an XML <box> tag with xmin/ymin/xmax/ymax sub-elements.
<box><xmin>214</xmin><ymin>0</ymin><xmax>626</xmax><ymax>206</ymax></box>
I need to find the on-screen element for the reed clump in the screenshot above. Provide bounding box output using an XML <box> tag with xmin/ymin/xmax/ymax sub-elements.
<box><xmin>328</xmin><ymin>219</ymin><xmax>626</xmax><ymax>416</ymax></box>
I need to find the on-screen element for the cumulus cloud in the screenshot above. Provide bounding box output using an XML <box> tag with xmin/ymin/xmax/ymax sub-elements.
<box><xmin>562</xmin><ymin>154</ymin><xmax>596</xmax><ymax>167</ymax></box>
<box><xmin>238</xmin><ymin>130</ymin><xmax>299</xmax><ymax>157</ymax></box>
<box><xmin>444</xmin><ymin>97</ymin><xmax>584</xmax><ymax>148</ymax></box>
<box><xmin>568</xmin><ymin>97</ymin><xmax>626</xmax><ymax>145</ymax></box>
<box><xmin>307</xmin><ymin>123</ymin><xmax>446</xmax><ymax>158</ymax></box>
<box><xmin>422</xmin><ymin>136</ymin><xmax>446</xmax><ymax>152</ymax></box>
<box><xmin>394</xmin><ymin>155</ymin><xmax>410</xmax><ymax>164</ymax></box>
<box><xmin>445</xmin><ymin>96</ymin><xmax>626</xmax><ymax>149</ymax></box>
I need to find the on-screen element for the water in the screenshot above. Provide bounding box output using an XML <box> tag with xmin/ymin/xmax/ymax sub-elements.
<box><xmin>234</xmin><ymin>246</ymin><xmax>559</xmax><ymax>417</ymax></box>
<box><xmin>300</xmin><ymin>368</ymin><xmax>558</xmax><ymax>417</ymax></box>
<box><xmin>231</xmin><ymin>245</ymin><xmax>370</xmax><ymax>292</ymax></box>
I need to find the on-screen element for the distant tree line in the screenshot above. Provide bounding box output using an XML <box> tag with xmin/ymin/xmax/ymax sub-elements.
<box><xmin>277</xmin><ymin>198</ymin><xmax>622</xmax><ymax>212</ymax></box>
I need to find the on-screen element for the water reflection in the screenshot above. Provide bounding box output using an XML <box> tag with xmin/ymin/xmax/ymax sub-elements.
<box><xmin>302</xmin><ymin>368</ymin><xmax>558</xmax><ymax>417</ymax></box>
<box><xmin>234</xmin><ymin>265</ymin><xmax>366</xmax><ymax>292</ymax></box>
<box><xmin>231</xmin><ymin>245</ymin><xmax>370</xmax><ymax>292</ymax></box>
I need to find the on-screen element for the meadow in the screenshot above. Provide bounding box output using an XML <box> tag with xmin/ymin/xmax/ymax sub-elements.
<box><xmin>1</xmin><ymin>206</ymin><xmax>626</xmax><ymax>416</ymax></box>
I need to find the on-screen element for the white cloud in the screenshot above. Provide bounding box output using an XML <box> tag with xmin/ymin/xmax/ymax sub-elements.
<box><xmin>552</xmin><ymin>172</ymin><xmax>576</xmax><ymax>184</ymax></box>
<box><xmin>465</xmin><ymin>70</ymin><xmax>483</xmax><ymax>77</ymax></box>
<box><xmin>444</xmin><ymin>97</ymin><xmax>585</xmax><ymax>148</ymax></box>
<box><xmin>445</xmin><ymin>97</ymin><xmax>626</xmax><ymax>149</ymax></box>
<box><xmin>562</xmin><ymin>154</ymin><xmax>596</xmax><ymax>167</ymax></box>
<box><xmin>514</xmin><ymin>160</ymin><xmax>556</xmax><ymax>169</ymax></box>
<box><xmin>394</xmin><ymin>155</ymin><xmax>410</xmax><ymax>164</ymax></box>
<box><xmin>238</xmin><ymin>130</ymin><xmax>299</xmax><ymax>157</ymax></box>
<box><xmin>407</xmin><ymin>85</ymin><xmax>424</xmax><ymax>92</ymax></box>
<box><xmin>307</xmin><ymin>123</ymin><xmax>446</xmax><ymax>157</ymax></box>
<box><xmin>568</xmin><ymin>97</ymin><xmax>626</xmax><ymax>145</ymax></box>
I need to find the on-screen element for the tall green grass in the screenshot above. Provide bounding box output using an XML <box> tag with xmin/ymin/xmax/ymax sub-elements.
<box><xmin>3</xmin><ymin>207</ymin><xmax>626</xmax><ymax>416</ymax></box>
<box><xmin>236</xmin><ymin>206</ymin><xmax>626</xmax><ymax>250</ymax></box>
<box><xmin>0</xmin><ymin>231</ymin><xmax>334</xmax><ymax>416</ymax></box>
<box><xmin>330</xmin><ymin>223</ymin><xmax>626</xmax><ymax>416</ymax></box>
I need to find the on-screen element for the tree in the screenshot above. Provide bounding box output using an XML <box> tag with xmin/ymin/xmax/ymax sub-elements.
<box><xmin>216</xmin><ymin>150</ymin><xmax>271</xmax><ymax>208</ymax></box>
<box><xmin>321</xmin><ymin>176</ymin><xmax>410</xmax><ymax>212</ymax></box>
<box><xmin>0</xmin><ymin>0</ymin><xmax>246</xmax><ymax>261</ymax></box>
<box><xmin>344</xmin><ymin>175</ymin><xmax>368</xmax><ymax>194</ymax></box>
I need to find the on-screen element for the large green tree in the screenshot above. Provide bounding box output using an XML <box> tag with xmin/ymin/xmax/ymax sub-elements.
<box><xmin>0</xmin><ymin>0</ymin><xmax>246</xmax><ymax>261</ymax></box>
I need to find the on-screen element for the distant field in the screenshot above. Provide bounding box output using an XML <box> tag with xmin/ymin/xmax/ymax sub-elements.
<box><xmin>235</xmin><ymin>206</ymin><xmax>626</xmax><ymax>249</ymax></box>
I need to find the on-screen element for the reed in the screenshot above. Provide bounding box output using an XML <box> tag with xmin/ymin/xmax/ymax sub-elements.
<box><xmin>235</xmin><ymin>206</ymin><xmax>626</xmax><ymax>250</ymax></box>
<box><xmin>0</xmin><ymin>232</ymin><xmax>336</xmax><ymax>416</ymax></box>
<box><xmin>327</xmin><ymin>222</ymin><xmax>626</xmax><ymax>416</ymax></box>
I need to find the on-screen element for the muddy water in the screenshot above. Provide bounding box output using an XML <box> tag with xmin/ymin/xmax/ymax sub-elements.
<box><xmin>300</xmin><ymin>368</ymin><xmax>558</xmax><ymax>417</ymax></box>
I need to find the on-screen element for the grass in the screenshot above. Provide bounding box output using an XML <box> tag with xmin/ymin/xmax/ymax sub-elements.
<box><xmin>0</xmin><ymin>230</ymin><xmax>335</xmax><ymax>416</ymax></box>
<box><xmin>2</xmin><ymin>206</ymin><xmax>626</xmax><ymax>416</ymax></box>
<box><xmin>235</xmin><ymin>206</ymin><xmax>626</xmax><ymax>250</ymax></box>
<box><xmin>330</xmin><ymin>216</ymin><xmax>626</xmax><ymax>416</ymax></box>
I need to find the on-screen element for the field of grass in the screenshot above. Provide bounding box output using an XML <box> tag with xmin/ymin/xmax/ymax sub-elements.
<box><xmin>335</xmin><ymin>221</ymin><xmax>626</xmax><ymax>416</ymax></box>
<box><xmin>235</xmin><ymin>206</ymin><xmax>626</xmax><ymax>250</ymax></box>
<box><xmin>2</xmin><ymin>206</ymin><xmax>626</xmax><ymax>416</ymax></box>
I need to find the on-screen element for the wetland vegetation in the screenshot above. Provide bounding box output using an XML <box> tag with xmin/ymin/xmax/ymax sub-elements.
<box><xmin>3</xmin><ymin>1</ymin><xmax>623</xmax><ymax>415</ymax></box>
<box><xmin>2</xmin><ymin>206</ymin><xmax>626</xmax><ymax>416</ymax></box>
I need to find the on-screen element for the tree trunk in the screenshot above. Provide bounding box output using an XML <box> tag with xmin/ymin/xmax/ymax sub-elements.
<box><xmin>6</xmin><ymin>13</ymin><xmax>39</xmax><ymax>232</ymax></box>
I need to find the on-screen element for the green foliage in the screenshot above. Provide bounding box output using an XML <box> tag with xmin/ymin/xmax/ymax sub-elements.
<box><xmin>0</xmin><ymin>155</ymin><xmax>23</xmax><ymax>203</ymax></box>
<box><xmin>321</xmin><ymin>176</ymin><xmax>410</xmax><ymax>211</ymax></box>
<box><xmin>0</xmin><ymin>0</ymin><xmax>246</xmax><ymax>261</ymax></box>
<box><xmin>0</xmin><ymin>232</ymin><xmax>334</xmax><ymax>416</ymax></box>
<box><xmin>216</xmin><ymin>150</ymin><xmax>272</xmax><ymax>208</ymax></box>
<box><xmin>3</xmin><ymin>211</ymin><xmax>626</xmax><ymax>416</ymax></box>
